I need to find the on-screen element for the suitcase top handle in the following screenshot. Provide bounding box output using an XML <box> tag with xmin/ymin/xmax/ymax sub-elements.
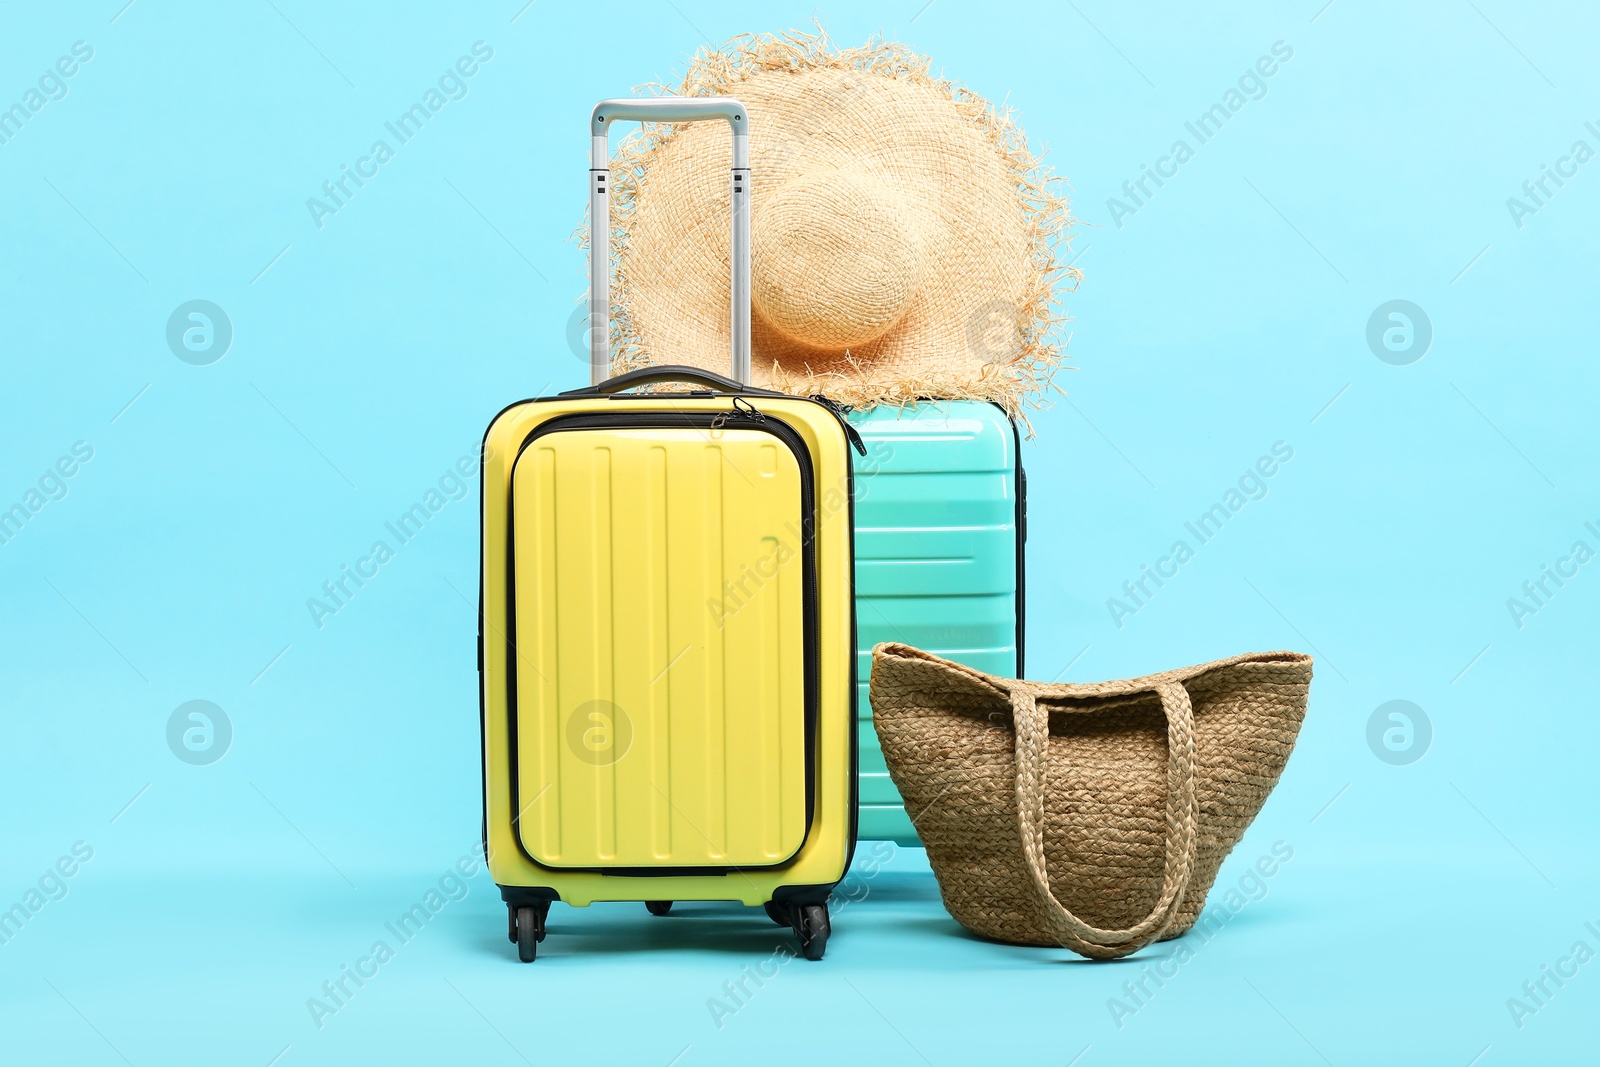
<box><xmin>562</xmin><ymin>364</ymin><xmax>752</xmax><ymax>397</ymax></box>
<box><xmin>589</xmin><ymin>97</ymin><xmax>751</xmax><ymax>389</ymax></box>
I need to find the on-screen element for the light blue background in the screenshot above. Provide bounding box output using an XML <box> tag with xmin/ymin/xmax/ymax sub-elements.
<box><xmin>2</xmin><ymin>1</ymin><xmax>1596</xmax><ymax>1064</ymax></box>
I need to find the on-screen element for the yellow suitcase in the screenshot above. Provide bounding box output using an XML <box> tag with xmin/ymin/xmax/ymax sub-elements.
<box><xmin>478</xmin><ymin>97</ymin><xmax>863</xmax><ymax>961</ymax></box>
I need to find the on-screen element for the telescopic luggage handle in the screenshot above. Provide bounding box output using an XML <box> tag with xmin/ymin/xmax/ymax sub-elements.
<box><xmin>588</xmin><ymin>97</ymin><xmax>751</xmax><ymax>388</ymax></box>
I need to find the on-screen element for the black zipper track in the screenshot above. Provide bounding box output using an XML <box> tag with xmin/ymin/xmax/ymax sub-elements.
<box><xmin>503</xmin><ymin>409</ymin><xmax>820</xmax><ymax>877</ymax></box>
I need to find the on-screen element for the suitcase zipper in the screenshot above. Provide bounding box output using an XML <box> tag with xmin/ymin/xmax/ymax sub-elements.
<box><xmin>713</xmin><ymin>393</ymin><xmax>866</xmax><ymax>457</ymax></box>
<box><xmin>806</xmin><ymin>395</ymin><xmax>868</xmax><ymax>455</ymax></box>
<box><xmin>709</xmin><ymin>395</ymin><xmax>765</xmax><ymax>429</ymax></box>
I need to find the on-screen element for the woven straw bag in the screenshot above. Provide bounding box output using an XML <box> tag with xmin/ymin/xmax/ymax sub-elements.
<box><xmin>870</xmin><ymin>643</ymin><xmax>1312</xmax><ymax>959</ymax></box>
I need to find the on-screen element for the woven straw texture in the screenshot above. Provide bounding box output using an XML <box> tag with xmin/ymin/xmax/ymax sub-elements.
<box><xmin>870</xmin><ymin>643</ymin><xmax>1311</xmax><ymax>959</ymax></box>
<box><xmin>600</xmin><ymin>28</ymin><xmax>1077</xmax><ymax>417</ymax></box>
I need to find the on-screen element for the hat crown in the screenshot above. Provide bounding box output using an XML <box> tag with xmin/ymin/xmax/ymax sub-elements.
<box><xmin>752</xmin><ymin>170</ymin><xmax>925</xmax><ymax>350</ymax></box>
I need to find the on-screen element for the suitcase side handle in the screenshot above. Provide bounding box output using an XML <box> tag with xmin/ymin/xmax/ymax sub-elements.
<box><xmin>588</xmin><ymin>96</ymin><xmax>751</xmax><ymax>389</ymax></box>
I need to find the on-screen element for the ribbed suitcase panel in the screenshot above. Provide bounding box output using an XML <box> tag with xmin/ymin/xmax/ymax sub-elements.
<box><xmin>848</xmin><ymin>403</ymin><xmax>1022</xmax><ymax>845</ymax></box>
<box><xmin>511</xmin><ymin>428</ymin><xmax>808</xmax><ymax>868</ymax></box>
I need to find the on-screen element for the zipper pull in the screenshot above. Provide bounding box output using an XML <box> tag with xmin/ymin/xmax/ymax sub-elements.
<box><xmin>712</xmin><ymin>396</ymin><xmax>764</xmax><ymax>430</ymax></box>
<box><xmin>809</xmin><ymin>394</ymin><xmax>868</xmax><ymax>456</ymax></box>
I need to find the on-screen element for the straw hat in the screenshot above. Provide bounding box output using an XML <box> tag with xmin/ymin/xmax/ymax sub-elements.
<box><xmin>601</xmin><ymin>28</ymin><xmax>1077</xmax><ymax>414</ymax></box>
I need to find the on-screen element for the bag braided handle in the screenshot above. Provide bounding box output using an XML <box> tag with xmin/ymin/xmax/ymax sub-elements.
<box><xmin>1011</xmin><ymin>680</ymin><xmax>1200</xmax><ymax>960</ymax></box>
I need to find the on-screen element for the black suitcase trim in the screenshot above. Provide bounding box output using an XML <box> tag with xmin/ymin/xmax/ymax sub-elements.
<box><xmin>1001</xmin><ymin>407</ymin><xmax>1026</xmax><ymax>677</ymax></box>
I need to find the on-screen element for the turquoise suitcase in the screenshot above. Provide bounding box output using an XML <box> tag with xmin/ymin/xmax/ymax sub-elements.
<box><xmin>849</xmin><ymin>401</ymin><xmax>1025</xmax><ymax>845</ymax></box>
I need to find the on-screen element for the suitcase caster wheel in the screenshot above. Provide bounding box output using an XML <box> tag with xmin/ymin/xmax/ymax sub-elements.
<box><xmin>793</xmin><ymin>903</ymin><xmax>830</xmax><ymax>961</ymax></box>
<box><xmin>645</xmin><ymin>900</ymin><xmax>673</xmax><ymax>916</ymax></box>
<box><xmin>763</xmin><ymin>901</ymin><xmax>791</xmax><ymax>926</ymax></box>
<box><xmin>506</xmin><ymin>904</ymin><xmax>518</xmax><ymax>944</ymax></box>
<box><xmin>514</xmin><ymin>904</ymin><xmax>548</xmax><ymax>963</ymax></box>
